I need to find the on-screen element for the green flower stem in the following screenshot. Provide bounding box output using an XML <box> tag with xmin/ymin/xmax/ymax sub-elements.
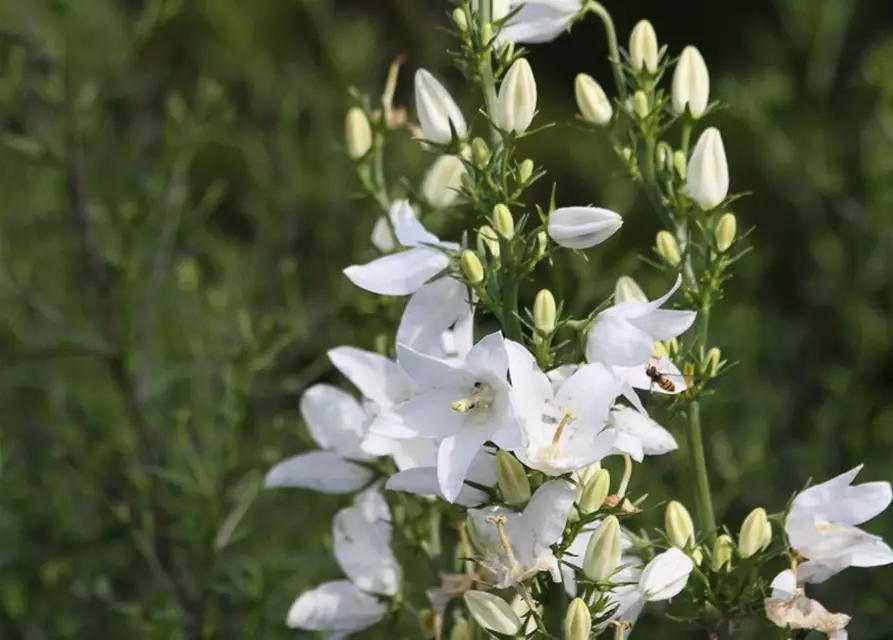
<box><xmin>502</xmin><ymin>277</ymin><xmax>523</xmax><ymax>343</ymax></box>
<box><xmin>587</xmin><ymin>2</ymin><xmax>627</xmax><ymax>100</ymax></box>
<box><xmin>478</xmin><ymin>0</ymin><xmax>500</xmax><ymax>147</ymax></box>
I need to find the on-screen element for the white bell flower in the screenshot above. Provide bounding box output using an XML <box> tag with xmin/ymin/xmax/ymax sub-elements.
<box><xmin>638</xmin><ymin>547</ymin><xmax>694</xmax><ymax>601</ymax></box>
<box><xmin>498</xmin><ymin>0</ymin><xmax>583</xmax><ymax>45</ymax></box>
<box><xmin>344</xmin><ymin>200</ymin><xmax>457</xmax><ymax>296</ymax></box>
<box><xmin>586</xmin><ymin>275</ymin><xmax>696</xmax><ymax>367</ymax></box>
<box><xmin>764</xmin><ymin>570</ymin><xmax>850</xmax><ymax>639</ymax></box>
<box><xmin>386</xmin><ymin>449</ymin><xmax>497</xmax><ymax>507</ymax></box>
<box><xmin>264</xmin><ymin>384</ymin><xmax>375</xmax><ymax>494</ymax></box>
<box><xmin>287</xmin><ymin>488</ymin><xmax>398</xmax><ymax>636</ymax></box>
<box><xmin>468</xmin><ymin>479</ymin><xmax>575</xmax><ymax>587</ymax></box>
<box><xmin>506</xmin><ymin>341</ymin><xmax>642</xmax><ymax>475</ymax></box>
<box><xmin>369</xmin><ymin>332</ymin><xmax>520</xmax><ymax>502</ymax></box>
<box><xmin>415</xmin><ymin>69</ymin><xmax>467</xmax><ymax>144</ymax></box>
<box><xmin>785</xmin><ymin>465</ymin><xmax>893</xmax><ymax>583</ymax></box>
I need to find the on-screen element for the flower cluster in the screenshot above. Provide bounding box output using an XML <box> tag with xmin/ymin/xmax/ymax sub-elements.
<box><xmin>264</xmin><ymin>2</ymin><xmax>893</xmax><ymax>638</ymax></box>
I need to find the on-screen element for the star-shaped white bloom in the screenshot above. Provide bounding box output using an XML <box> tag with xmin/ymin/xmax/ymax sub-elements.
<box><xmin>785</xmin><ymin>465</ymin><xmax>893</xmax><ymax>583</ymax></box>
<box><xmin>264</xmin><ymin>383</ymin><xmax>375</xmax><ymax>494</ymax></box>
<box><xmin>586</xmin><ymin>275</ymin><xmax>696</xmax><ymax>367</ymax></box>
<box><xmin>287</xmin><ymin>488</ymin><xmax>398</xmax><ymax>637</ymax></box>
<box><xmin>506</xmin><ymin>341</ymin><xmax>642</xmax><ymax>475</ymax></box>
<box><xmin>344</xmin><ymin>201</ymin><xmax>457</xmax><ymax>296</ymax></box>
<box><xmin>764</xmin><ymin>570</ymin><xmax>850</xmax><ymax>639</ymax></box>
<box><xmin>468</xmin><ymin>480</ymin><xmax>575</xmax><ymax>588</ymax></box>
<box><xmin>370</xmin><ymin>332</ymin><xmax>521</xmax><ymax>502</ymax></box>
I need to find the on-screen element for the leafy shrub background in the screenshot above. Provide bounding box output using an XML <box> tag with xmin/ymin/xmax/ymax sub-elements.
<box><xmin>0</xmin><ymin>0</ymin><xmax>892</xmax><ymax>637</ymax></box>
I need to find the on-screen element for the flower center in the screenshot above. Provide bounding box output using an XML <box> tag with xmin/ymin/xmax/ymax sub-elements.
<box><xmin>487</xmin><ymin>514</ymin><xmax>517</xmax><ymax>564</ymax></box>
<box><xmin>537</xmin><ymin>409</ymin><xmax>575</xmax><ymax>462</ymax></box>
<box><xmin>451</xmin><ymin>381</ymin><xmax>494</xmax><ymax>414</ymax></box>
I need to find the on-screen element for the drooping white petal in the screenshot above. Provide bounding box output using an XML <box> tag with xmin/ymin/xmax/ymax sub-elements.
<box><xmin>397</xmin><ymin>278</ymin><xmax>472</xmax><ymax>359</ymax></box>
<box><xmin>386</xmin><ymin>466</ymin><xmax>490</xmax><ymax>507</ymax></box>
<box><xmin>333</xmin><ymin>507</ymin><xmax>400</xmax><ymax>596</ymax></box>
<box><xmin>369</xmin><ymin>389</ymin><xmax>469</xmax><ymax>439</ymax></box>
<box><xmin>438</xmin><ymin>429</ymin><xmax>492</xmax><ymax>502</ymax></box>
<box><xmin>498</xmin><ymin>0</ymin><xmax>581</xmax><ymax>45</ymax></box>
<box><xmin>264</xmin><ymin>452</ymin><xmax>373</xmax><ymax>494</ymax></box>
<box><xmin>397</xmin><ymin>341</ymin><xmax>477</xmax><ymax>390</ymax></box>
<box><xmin>299</xmin><ymin>384</ymin><xmax>370</xmax><ymax>457</ymax></box>
<box><xmin>328</xmin><ymin>346</ymin><xmax>415</xmax><ymax>410</ymax></box>
<box><xmin>789</xmin><ymin>466</ymin><xmax>892</xmax><ymax>527</ymax></box>
<box><xmin>547</xmin><ymin>206</ymin><xmax>623</xmax><ymax>250</ymax></box>
<box><xmin>586</xmin><ymin>315</ymin><xmax>654</xmax><ymax>366</ymax></box>
<box><xmin>608</xmin><ymin>406</ymin><xmax>678</xmax><ymax>455</ymax></box>
<box><xmin>391</xmin><ymin>200</ymin><xmax>440</xmax><ymax>247</ymax></box>
<box><xmin>344</xmin><ymin>247</ymin><xmax>449</xmax><ymax>296</ymax></box>
<box><xmin>464</xmin><ymin>331</ymin><xmax>510</xmax><ymax>381</ymax></box>
<box><xmin>370</xmin><ymin>201</ymin><xmax>405</xmax><ymax>253</ymax></box>
<box><xmin>353</xmin><ymin>485</ymin><xmax>392</xmax><ymax>526</ymax></box>
<box><xmin>287</xmin><ymin>580</ymin><xmax>387</xmax><ymax>632</ymax></box>
<box><xmin>638</xmin><ymin>548</ymin><xmax>694</xmax><ymax>601</ymax></box>
<box><xmin>627</xmin><ymin>309</ymin><xmax>697</xmax><ymax>341</ymax></box>
<box><xmin>520</xmin><ymin>479</ymin><xmax>576</xmax><ymax>552</ymax></box>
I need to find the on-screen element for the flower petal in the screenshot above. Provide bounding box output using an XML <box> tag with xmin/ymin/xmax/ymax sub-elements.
<box><xmin>362</xmin><ymin>433</ymin><xmax>437</xmax><ymax>470</ymax></box>
<box><xmin>344</xmin><ymin>247</ymin><xmax>448</xmax><ymax>296</ymax></box>
<box><xmin>438</xmin><ymin>429</ymin><xmax>491</xmax><ymax>503</ymax></box>
<box><xmin>465</xmin><ymin>331</ymin><xmax>510</xmax><ymax>381</ymax></box>
<box><xmin>300</xmin><ymin>384</ymin><xmax>370</xmax><ymax>458</ymax></box>
<box><xmin>547</xmin><ymin>206</ymin><xmax>623</xmax><ymax>249</ymax></box>
<box><xmin>287</xmin><ymin>580</ymin><xmax>387</xmax><ymax>632</ymax></box>
<box><xmin>627</xmin><ymin>308</ymin><xmax>697</xmax><ymax>341</ymax></box>
<box><xmin>333</xmin><ymin>506</ymin><xmax>400</xmax><ymax>596</ymax></box>
<box><xmin>264</xmin><ymin>451</ymin><xmax>373</xmax><ymax>493</ymax></box>
<box><xmin>397</xmin><ymin>278</ymin><xmax>472</xmax><ymax>358</ymax></box>
<box><xmin>397</xmin><ymin>341</ymin><xmax>476</xmax><ymax>390</ymax></box>
<box><xmin>586</xmin><ymin>315</ymin><xmax>655</xmax><ymax>366</ymax></box>
<box><xmin>521</xmin><ymin>479</ymin><xmax>576</xmax><ymax>553</ymax></box>
<box><xmin>638</xmin><ymin>548</ymin><xmax>694</xmax><ymax>601</ymax></box>
<box><xmin>506</xmin><ymin>339</ymin><xmax>554</xmax><ymax>407</ymax></box>
<box><xmin>392</xmin><ymin>200</ymin><xmax>440</xmax><ymax>247</ymax></box>
<box><xmin>368</xmin><ymin>389</ymin><xmax>468</xmax><ymax>439</ymax></box>
<box><xmin>555</xmin><ymin>362</ymin><xmax>621</xmax><ymax>425</ymax></box>
<box><xmin>498</xmin><ymin>0</ymin><xmax>581</xmax><ymax>45</ymax></box>
<box><xmin>328</xmin><ymin>346</ymin><xmax>415</xmax><ymax>409</ymax></box>
<box><xmin>608</xmin><ymin>406</ymin><xmax>678</xmax><ymax>455</ymax></box>
<box><xmin>386</xmin><ymin>466</ymin><xmax>490</xmax><ymax>507</ymax></box>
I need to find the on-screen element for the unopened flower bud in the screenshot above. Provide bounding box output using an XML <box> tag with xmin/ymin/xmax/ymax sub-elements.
<box><xmin>494</xmin><ymin>58</ymin><xmax>537</xmax><ymax>134</ymax></box>
<box><xmin>704</xmin><ymin>347</ymin><xmax>721</xmax><ymax>378</ymax></box>
<box><xmin>714</xmin><ymin>212</ymin><xmax>737</xmax><ymax>252</ymax></box>
<box><xmin>579</xmin><ymin>468</ymin><xmax>610</xmax><ymax>515</ymax></box>
<box><xmin>621</xmin><ymin>146</ymin><xmax>633</xmax><ymax>163</ymax></box>
<box><xmin>548</xmin><ymin>206</ymin><xmax>622</xmax><ymax>249</ymax></box>
<box><xmin>471</xmin><ymin>137</ymin><xmax>491</xmax><ymax>167</ymax></box>
<box><xmin>452</xmin><ymin>7</ymin><xmax>468</xmax><ymax>32</ymax></box>
<box><xmin>344</xmin><ymin>107</ymin><xmax>372</xmax><ymax>160</ymax></box>
<box><xmin>583</xmin><ymin>515</ymin><xmax>621</xmax><ymax>581</ymax></box>
<box><xmin>481</xmin><ymin>22</ymin><xmax>493</xmax><ymax>45</ymax></box>
<box><xmin>419</xmin><ymin>609</ymin><xmax>437</xmax><ymax>638</ymax></box>
<box><xmin>464</xmin><ymin>591</ymin><xmax>521</xmax><ymax>635</ymax></box>
<box><xmin>672</xmin><ymin>46</ymin><xmax>709</xmax><ymax>118</ymax></box>
<box><xmin>533</xmin><ymin>289</ymin><xmax>557</xmax><ymax>334</ymax></box>
<box><xmin>492</xmin><ymin>204</ymin><xmax>514</xmax><ymax>238</ymax></box>
<box><xmin>630</xmin><ymin>19</ymin><xmax>659</xmax><ymax>73</ymax></box>
<box><xmin>656</xmin><ymin>141</ymin><xmax>672</xmax><ymax>170</ymax></box>
<box><xmin>632</xmin><ymin>90</ymin><xmax>649</xmax><ymax>119</ymax></box>
<box><xmin>563</xmin><ymin>598</ymin><xmax>592</xmax><ymax>640</ymax></box>
<box><xmin>535</xmin><ymin>230</ymin><xmax>548</xmax><ymax>259</ymax></box>
<box><xmin>449</xmin><ymin>619</ymin><xmax>473</xmax><ymax>640</ymax></box>
<box><xmin>415</xmin><ymin>69</ymin><xmax>467</xmax><ymax>144</ymax></box>
<box><xmin>518</xmin><ymin>158</ymin><xmax>534</xmax><ymax>184</ymax></box>
<box><xmin>574</xmin><ymin>73</ymin><xmax>613</xmax><ymax>125</ymax></box>
<box><xmin>738</xmin><ymin>507</ymin><xmax>772</xmax><ymax>558</ymax></box>
<box><xmin>423</xmin><ymin>154</ymin><xmax>466</xmax><ymax>208</ymax></box>
<box><xmin>672</xmin><ymin>150</ymin><xmax>687</xmax><ymax>179</ymax></box>
<box><xmin>496</xmin><ymin>450</ymin><xmax>531</xmax><ymax>505</ymax></box>
<box><xmin>656</xmin><ymin>230</ymin><xmax>681</xmax><ymax>267</ymax></box>
<box><xmin>687</xmin><ymin>127</ymin><xmax>729</xmax><ymax>210</ymax></box>
<box><xmin>460</xmin><ymin>250</ymin><xmax>484</xmax><ymax>284</ymax></box>
<box><xmin>615</xmin><ymin>276</ymin><xmax>647</xmax><ymax>303</ymax></box>
<box><xmin>573</xmin><ymin>461</ymin><xmax>601</xmax><ymax>490</ymax></box>
<box><xmin>712</xmin><ymin>534</ymin><xmax>734</xmax><ymax>572</ymax></box>
<box><xmin>665</xmin><ymin>500</ymin><xmax>695</xmax><ymax>548</ymax></box>
<box><xmin>477</xmin><ymin>225</ymin><xmax>500</xmax><ymax>257</ymax></box>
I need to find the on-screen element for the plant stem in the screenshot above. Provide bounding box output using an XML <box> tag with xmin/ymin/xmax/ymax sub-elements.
<box><xmin>588</xmin><ymin>2</ymin><xmax>627</xmax><ymax>100</ymax></box>
<box><xmin>502</xmin><ymin>277</ymin><xmax>523</xmax><ymax>342</ymax></box>
<box><xmin>478</xmin><ymin>0</ymin><xmax>500</xmax><ymax>147</ymax></box>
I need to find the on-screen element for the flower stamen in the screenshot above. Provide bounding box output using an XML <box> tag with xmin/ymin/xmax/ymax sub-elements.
<box><xmin>451</xmin><ymin>381</ymin><xmax>493</xmax><ymax>413</ymax></box>
<box><xmin>551</xmin><ymin>408</ymin><xmax>576</xmax><ymax>445</ymax></box>
<box><xmin>487</xmin><ymin>515</ymin><xmax>516</xmax><ymax>564</ymax></box>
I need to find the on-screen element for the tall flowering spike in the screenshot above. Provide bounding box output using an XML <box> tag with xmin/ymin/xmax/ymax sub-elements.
<box><xmin>494</xmin><ymin>58</ymin><xmax>537</xmax><ymax>133</ymax></box>
<box><xmin>672</xmin><ymin>46</ymin><xmax>710</xmax><ymax>118</ymax></box>
<box><xmin>547</xmin><ymin>206</ymin><xmax>623</xmax><ymax>249</ymax></box>
<box><xmin>415</xmin><ymin>69</ymin><xmax>467</xmax><ymax>144</ymax></box>
<box><xmin>575</xmin><ymin>74</ymin><xmax>612</xmax><ymax>125</ymax></box>
<box><xmin>423</xmin><ymin>154</ymin><xmax>466</xmax><ymax>208</ymax></box>
<box><xmin>686</xmin><ymin>127</ymin><xmax>729</xmax><ymax>210</ymax></box>
<box><xmin>785</xmin><ymin>465</ymin><xmax>893</xmax><ymax>583</ymax></box>
<box><xmin>629</xmin><ymin>20</ymin><xmax>659</xmax><ymax>72</ymax></box>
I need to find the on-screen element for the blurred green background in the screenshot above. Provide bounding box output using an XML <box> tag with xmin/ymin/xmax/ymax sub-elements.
<box><xmin>1</xmin><ymin>0</ymin><xmax>892</xmax><ymax>637</ymax></box>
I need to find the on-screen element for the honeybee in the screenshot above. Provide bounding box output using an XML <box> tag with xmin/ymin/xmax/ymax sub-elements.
<box><xmin>645</xmin><ymin>364</ymin><xmax>676</xmax><ymax>393</ymax></box>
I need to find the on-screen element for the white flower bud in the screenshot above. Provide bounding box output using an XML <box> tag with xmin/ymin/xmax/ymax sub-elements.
<box><xmin>452</xmin><ymin>8</ymin><xmax>468</xmax><ymax>32</ymax></box>
<box><xmin>563</xmin><ymin>598</ymin><xmax>591</xmax><ymax>640</ymax></box>
<box><xmin>738</xmin><ymin>507</ymin><xmax>772</xmax><ymax>558</ymax></box>
<box><xmin>460</xmin><ymin>250</ymin><xmax>484</xmax><ymax>284</ymax></box>
<box><xmin>547</xmin><ymin>206</ymin><xmax>622</xmax><ymax>250</ymax></box>
<box><xmin>495</xmin><ymin>450</ymin><xmax>531</xmax><ymax>505</ymax></box>
<box><xmin>639</xmin><ymin>548</ymin><xmax>694</xmax><ymax>601</ymax></box>
<box><xmin>632</xmin><ymin>90</ymin><xmax>649</xmax><ymax>119</ymax></box>
<box><xmin>579</xmin><ymin>468</ymin><xmax>610</xmax><ymax>515</ymax></box>
<box><xmin>583</xmin><ymin>515</ymin><xmax>621</xmax><ymax>581</ymax></box>
<box><xmin>629</xmin><ymin>20</ymin><xmax>659</xmax><ymax>73</ymax></box>
<box><xmin>655</xmin><ymin>230</ymin><xmax>682</xmax><ymax>267</ymax></box>
<box><xmin>714</xmin><ymin>212</ymin><xmax>737</xmax><ymax>252</ymax></box>
<box><xmin>712</xmin><ymin>534</ymin><xmax>734</xmax><ymax>572</ymax></box>
<box><xmin>686</xmin><ymin>127</ymin><xmax>729</xmax><ymax>210</ymax></box>
<box><xmin>415</xmin><ymin>69</ymin><xmax>467</xmax><ymax>144</ymax></box>
<box><xmin>492</xmin><ymin>204</ymin><xmax>515</xmax><ymax>238</ymax></box>
<box><xmin>533</xmin><ymin>289</ymin><xmax>557</xmax><ymax>334</ymax></box>
<box><xmin>672</xmin><ymin>149</ymin><xmax>687</xmax><ymax>179</ymax></box>
<box><xmin>422</xmin><ymin>154</ymin><xmax>466</xmax><ymax>208</ymax></box>
<box><xmin>344</xmin><ymin>107</ymin><xmax>372</xmax><ymax>159</ymax></box>
<box><xmin>449</xmin><ymin>619</ymin><xmax>473</xmax><ymax>640</ymax></box>
<box><xmin>464</xmin><ymin>591</ymin><xmax>521</xmax><ymax>636</ymax></box>
<box><xmin>704</xmin><ymin>347</ymin><xmax>722</xmax><ymax>378</ymax></box>
<box><xmin>494</xmin><ymin>58</ymin><xmax>537</xmax><ymax>134</ymax></box>
<box><xmin>518</xmin><ymin>158</ymin><xmax>534</xmax><ymax>183</ymax></box>
<box><xmin>477</xmin><ymin>224</ymin><xmax>500</xmax><ymax>257</ymax></box>
<box><xmin>574</xmin><ymin>74</ymin><xmax>613</xmax><ymax>125</ymax></box>
<box><xmin>614</xmin><ymin>275</ymin><xmax>647</xmax><ymax>303</ymax></box>
<box><xmin>672</xmin><ymin>46</ymin><xmax>709</xmax><ymax>118</ymax></box>
<box><xmin>665</xmin><ymin>501</ymin><xmax>695</xmax><ymax>548</ymax></box>
<box><xmin>471</xmin><ymin>137</ymin><xmax>491</xmax><ymax>166</ymax></box>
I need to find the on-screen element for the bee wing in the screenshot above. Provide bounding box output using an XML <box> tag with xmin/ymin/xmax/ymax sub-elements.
<box><xmin>617</xmin><ymin>357</ymin><xmax>688</xmax><ymax>395</ymax></box>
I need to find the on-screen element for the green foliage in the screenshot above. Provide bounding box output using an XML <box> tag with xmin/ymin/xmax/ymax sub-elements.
<box><xmin>0</xmin><ymin>0</ymin><xmax>891</xmax><ymax>638</ymax></box>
